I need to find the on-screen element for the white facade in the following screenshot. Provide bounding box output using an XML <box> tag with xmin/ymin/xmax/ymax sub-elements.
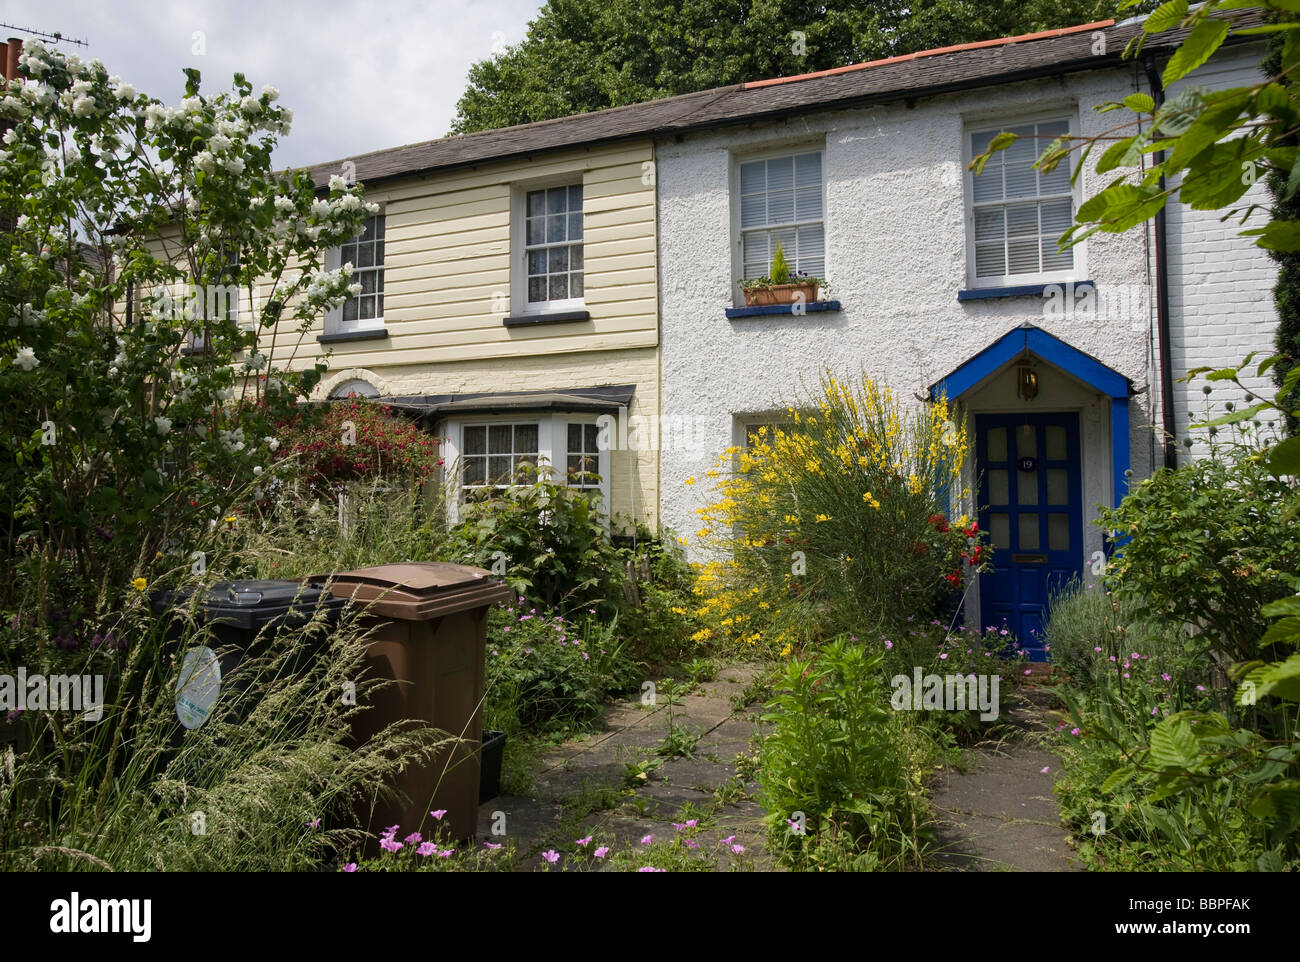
<box><xmin>655</xmin><ymin>42</ymin><xmax>1276</xmax><ymax>637</ymax></box>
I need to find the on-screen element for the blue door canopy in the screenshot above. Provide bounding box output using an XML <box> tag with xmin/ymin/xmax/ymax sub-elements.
<box><xmin>927</xmin><ymin>323</ymin><xmax>1134</xmax><ymax>509</ymax></box>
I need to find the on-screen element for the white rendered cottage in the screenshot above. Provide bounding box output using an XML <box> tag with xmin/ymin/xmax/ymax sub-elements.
<box><xmin>651</xmin><ymin>13</ymin><xmax>1277</xmax><ymax>654</ymax></box>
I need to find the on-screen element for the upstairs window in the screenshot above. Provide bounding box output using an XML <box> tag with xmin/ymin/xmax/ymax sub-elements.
<box><xmin>968</xmin><ymin>119</ymin><xmax>1075</xmax><ymax>284</ymax></box>
<box><xmin>325</xmin><ymin>213</ymin><xmax>385</xmax><ymax>334</ymax></box>
<box><xmin>524</xmin><ymin>185</ymin><xmax>583</xmax><ymax>310</ymax></box>
<box><xmin>738</xmin><ymin>151</ymin><xmax>825</xmax><ymax>284</ymax></box>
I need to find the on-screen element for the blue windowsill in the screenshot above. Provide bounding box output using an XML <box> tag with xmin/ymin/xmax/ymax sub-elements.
<box><xmin>725</xmin><ymin>300</ymin><xmax>842</xmax><ymax>319</ymax></box>
<box><xmin>957</xmin><ymin>281</ymin><xmax>1095</xmax><ymax>302</ymax></box>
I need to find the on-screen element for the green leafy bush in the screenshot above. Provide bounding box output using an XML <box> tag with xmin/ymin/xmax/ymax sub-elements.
<box><xmin>448</xmin><ymin>468</ymin><xmax>627</xmax><ymax>617</ymax></box>
<box><xmin>484</xmin><ymin>599</ymin><xmax>632</xmax><ymax>734</ymax></box>
<box><xmin>758</xmin><ymin>637</ymin><xmax>933</xmax><ymax>870</ymax></box>
<box><xmin>1098</xmin><ymin>440</ymin><xmax>1299</xmax><ymax>664</ymax></box>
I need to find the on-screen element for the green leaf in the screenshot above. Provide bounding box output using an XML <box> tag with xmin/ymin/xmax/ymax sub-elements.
<box><xmin>1266</xmin><ymin>435</ymin><xmax>1300</xmax><ymax>475</ymax></box>
<box><xmin>1234</xmin><ymin>23</ymin><xmax>1300</xmax><ymax>35</ymax></box>
<box><xmin>1148</xmin><ymin>716</ymin><xmax>1198</xmax><ymax>769</ymax></box>
<box><xmin>1123</xmin><ymin>92</ymin><xmax>1156</xmax><ymax>113</ymax></box>
<box><xmin>1239</xmin><ymin>654</ymin><xmax>1300</xmax><ymax>704</ymax></box>
<box><xmin>1205</xmin><ymin>367</ymin><xmax>1240</xmax><ymax>381</ymax></box>
<box><xmin>1100</xmin><ymin>766</ymin><xmax>1135</xmax><ymax>793</ymax></box>
<box><xmin>1096</xmin><ymin>136</ymin><xmax>1144</xmax><ymax>174</ymax></box>
<box><xmin>1144</xmin><ymin>0</ymin><xmax>1189</xmax><ymax>34</ymax></box>
<box><xmin>1163</xmin><ymin>18</ymin><xmax>1231</xmax><ymax>87</ymax></box>
<box><xmin>1075</xmin><ymin>182</ymin><xmax>1167</xmax><ymax>233</ymax></box>
<box><xmin>1164</xmin><ymin>89</ymin><xmax>1251</xmax><ymax>173</ymax></box>
<box><xmin>1245</xmin><ymin>219</ymin><xmax>1300</xmax><ymax>251</ymax></box>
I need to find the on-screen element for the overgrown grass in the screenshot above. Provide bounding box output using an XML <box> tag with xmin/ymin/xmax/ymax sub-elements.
<box><xmin>0</xmin><ymin>590</ymin><xmax>448</xmax><ymax>871</ymax></box>
<box><xmin>232</xmin><ymin>478</ymin><xmax>450</xmax><ymax>580</ymax></box>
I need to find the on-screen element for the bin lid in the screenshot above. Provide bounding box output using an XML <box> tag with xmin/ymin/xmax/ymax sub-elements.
<box><xmin>151</xmin><ymin>580</ymin><xmax>348</xmax><ymax>631</ymax></box>
<box><xmin>310</xmin><ymin>562</ymin><xmax>514</xmax><ymax>620</ymax></box>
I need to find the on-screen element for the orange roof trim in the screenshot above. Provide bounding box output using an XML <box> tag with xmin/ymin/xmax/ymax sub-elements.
<box><xmin>742</xmin><ymin>19</ymin><xmax>1118</xmax><ymax>90</ymax></box>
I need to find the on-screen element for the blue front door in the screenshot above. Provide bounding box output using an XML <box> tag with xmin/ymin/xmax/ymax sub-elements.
<box><xmin>975</xmin><ymin>413</ymin><xmax>1083</xmax><ymax>661</ymax></box>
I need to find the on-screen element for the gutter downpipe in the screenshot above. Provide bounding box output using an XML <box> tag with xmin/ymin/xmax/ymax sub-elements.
<box><xmin>1144</xmin><ymin>51</ymin><xmax>1180</xmax><ymax>470</ymax></box>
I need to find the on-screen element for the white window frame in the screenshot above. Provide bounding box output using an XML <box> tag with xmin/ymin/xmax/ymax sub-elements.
<box><xmin>729</xmin><ymin>141</ymin><xmax>829</xmax><ymax>306</ymax></box>
<box><xmin>963</xmin><ymin>111</ymin><xmax>1086</xmax><ymax>289</ymax></box>
<box><xmin>325</xmin><ymin>211</ymin><xmax>386</xmax><ymax>335</ymax></box>
<box><xmin>441</xmin><ymin>412</ymin><xmax>611</xmax><ymax>524</ymax></box>
<box><xmin>510</xmin><ymin>178</ymin><xmax>586</xmax><ymax>317</ymax></box>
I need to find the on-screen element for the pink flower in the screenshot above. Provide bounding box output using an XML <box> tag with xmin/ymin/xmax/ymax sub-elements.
<box><xmin>342</xmin><ymin>862</ymin><xmax>358</xmax><ymax>872</ymax></box>
<box><xmin>730</xmin><ymin>844</ymin><xmax>745</xmax><ymax>855</ymax></box>
<box><xmin>405</xmin><ymin>832</ymin><xmax>423</xmax><ymax>845</ymax></box>
<box><xmin>575</xmin><ymin>835</ymin><xmax>593</xmax><ymax>847</ymax></box>
<box><xmin>1040</xmin><ymin>766</ymin><xmax>1050</xmax><ymax>774</ymax></box>
<box><xmin>417</xmin><ymin>841</ymin><xmax>436</xmax><ymax>856</ymax></box>
<box><xmin>1093</xmin><ymin>647</ymin><xmax>1102</xmax><ymax>653</ymax></box>
<box><xmin>438</xmin><ymin>849</ymin><xmax>454</xmax><ymax>858</ymax></box>
<box><xmin>721</xmin><ymin>835</ymin><xmax>736</xmax><ymax>846</ymax></box>
<box><xmin>640</xmin><ymin>834</ymin><xmax>654</xmax><ymax>845</ymax></box>
<box><xmin>685</xmin><ymin>839</ymin><xmax>699</xmax><ymax>849</ymax></box>
<box><xmin>1023</xmin><ymin>668</ymin><xmax>1032</xmax><ymax>675</ymax></box>
<box><xmin>940</xmin><ymin>653</ymin><xmax>948</xmax><ymax>660</ymax></box>
<box><xmin>1161</xmin><ymin>673</ymin><xmax>1171</xmax><ymax>682</ymax></box>
<box><xmin>637</xmin><ymin>866</ymin><xmax>664</xmax><ymax>872</ymax></box>
<box><xmin>379</xmin><ymin>837</ymin><xmax>403</xmax><ymax>853</ymax></box>
<box><xmin>484</xmin><ymin>841</ymin><xmax>502</xmax><ymax>850</ymax></box>
<box><xmin>1070</xmin><ymin>727</ymin><xmax>1081</xmax><ymax>736</ymax></box>
<box><xmin>430</xmin><ymin>809</ymin><xmax>447</xmax><ymax>820</ymax></box>
<box><xmin>594</xmin><ymin>846</ymin><xmax>610</xmax><ymax>859</ymax></box>
<box><xmin>542</xmin><ymin>849</ymin><xmax>560</xmax><ymax>863</ymax></box>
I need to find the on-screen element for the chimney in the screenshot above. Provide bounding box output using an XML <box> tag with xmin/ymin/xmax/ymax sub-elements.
<box><xmin>4</xmin><ymin>38</ymin><xmax>22</xmax><ymax>82</ymax></box>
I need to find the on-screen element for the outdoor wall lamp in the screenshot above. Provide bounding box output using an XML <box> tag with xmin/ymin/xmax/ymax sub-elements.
<box><xmin>1017</xmin><ymin>364</ymin><xmax>1039</xmax><ymax>401</ymax></box>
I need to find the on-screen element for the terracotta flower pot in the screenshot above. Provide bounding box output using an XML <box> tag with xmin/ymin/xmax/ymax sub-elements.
<box><xmin>742</xmin><ymin>282</ymin><xmax>819</xmax><ymax>307</ymax></box>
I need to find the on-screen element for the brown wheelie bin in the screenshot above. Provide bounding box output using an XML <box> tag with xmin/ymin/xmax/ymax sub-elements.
<box><xmin>311</xmin><ymin>562</ymin><xmax>513</xmax><ymax>845</ymax></box>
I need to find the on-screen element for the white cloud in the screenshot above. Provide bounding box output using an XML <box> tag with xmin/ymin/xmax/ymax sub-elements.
<box><xmin>6</xmin><ymin>0</ymin><xmax>541</xmax><ymax>169</ymax></box>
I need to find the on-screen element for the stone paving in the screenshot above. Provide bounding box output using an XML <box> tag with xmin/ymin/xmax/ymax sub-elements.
<box><xmin>928</xmin><ymin>681</ymin><xmax>1083</xmax><ymax>872</ymax></box>
<box><xmin>478</xmin><ymin>664</ymin><xmax>1081</xmax><ymax>872</ymax></box>
<box><xmin>476</xmin><ymin>665</ymin><xmax>779</xmax><ymax>870</ymax></box>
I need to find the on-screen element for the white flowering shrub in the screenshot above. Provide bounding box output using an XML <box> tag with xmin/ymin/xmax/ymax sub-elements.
<box><xmin>0</xmin><ymin>43</ymin><xmax>375</xmax><ymax>613</ymax></box>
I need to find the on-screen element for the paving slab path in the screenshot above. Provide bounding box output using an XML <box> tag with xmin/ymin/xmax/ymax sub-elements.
<box><xmin>477</xmin><ymin>666</ymin><xmax>1083</xmax><ymax>872</ymax></box>
<box><xmin>476</xmin><ymin>664</ymin><xmax>779</xmax><ymax>870</ymax></box>
<box><xmin>928</xmin><ymin>680</ymin><xmax>1083</xmax><ymax>872</ymax></box>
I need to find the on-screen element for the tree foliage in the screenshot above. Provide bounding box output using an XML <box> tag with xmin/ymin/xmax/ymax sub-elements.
<box><xmin>451</xmin><ymin>0</ymin><xmax>1160</xmax><ymax>133</ymax></box>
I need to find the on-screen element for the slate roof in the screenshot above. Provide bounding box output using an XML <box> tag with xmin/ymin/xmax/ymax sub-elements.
<box><xmin>305</xmin><ymin>9</ymin><xmax>1265</xmax><ymax>189</ymax></box>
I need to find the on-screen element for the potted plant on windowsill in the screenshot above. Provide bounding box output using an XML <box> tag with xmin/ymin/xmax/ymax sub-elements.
<box><xmin>739</xmin><ymin>242</ymin><xmax>828</xmax><ymax>307</ymax></box>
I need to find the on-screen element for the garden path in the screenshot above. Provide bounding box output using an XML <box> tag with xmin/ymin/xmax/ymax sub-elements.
<box><xmin>929</xmin><ymin>678</ymin><xmax>1083</xmax><ymax>872</ymax></box>
<box><xmin>476</xmin><ymin>664</ymin><xmax>778</xmax><ymax>870</ymax></box>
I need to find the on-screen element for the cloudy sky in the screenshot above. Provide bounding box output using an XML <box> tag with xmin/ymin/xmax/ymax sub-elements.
<box><xmin>2</xmin><ymin>0</ymin><xmax>545</xmax><ymax>168</ymax></box>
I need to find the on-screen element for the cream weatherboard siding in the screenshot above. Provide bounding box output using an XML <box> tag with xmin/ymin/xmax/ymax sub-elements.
<box><xmin>264</xmin><ymin>142</ymin><xmax>658</xmax><ymax>368</ymax></box>
<box><xmin>253</xmin><ymin>140</ymin><xmax>661</xmax><ymax>529</ymax></box>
